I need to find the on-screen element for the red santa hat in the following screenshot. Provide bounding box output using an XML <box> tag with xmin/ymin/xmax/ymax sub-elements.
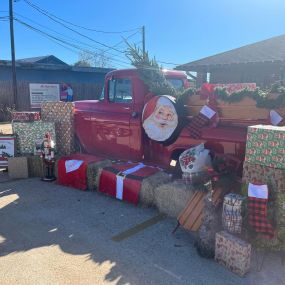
<box><xmin>142</xmin><ymin>96</ymin><xmax>176</xmax><ymax>122</ymax></box>
<box><xmin>142</xmin><ymin>96</ymin><xmax>160</xmax><ymax>122</ymax></box>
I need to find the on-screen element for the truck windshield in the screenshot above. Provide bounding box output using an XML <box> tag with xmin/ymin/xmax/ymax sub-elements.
<box><xmin>167</xmin><ymin>78</ymin><xmax>184</xmax><ymax>90</ymax></box>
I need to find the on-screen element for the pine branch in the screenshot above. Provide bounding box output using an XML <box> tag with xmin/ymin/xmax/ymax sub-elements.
<box><xmin>125</xmin><ymin>43</ymin><xmax>177</xmax><ymax>96</ymax></box>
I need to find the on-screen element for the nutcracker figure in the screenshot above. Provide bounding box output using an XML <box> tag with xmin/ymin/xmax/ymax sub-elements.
<box><xmin>41</xmin><ymin>132</ymin><xmax>56</xmax><ymax>181</ymax></box>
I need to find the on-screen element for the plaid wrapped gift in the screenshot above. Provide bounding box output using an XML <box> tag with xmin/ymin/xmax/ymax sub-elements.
<box><xmin>222</xmin><ymin>193</ymin><xmax>244</xmax><ymax>234</ymax></box>
<box><xmin>223</xmin><ymin>214</ymin><xmax>243</xmax><ymax>234</ymax></box>
<box><xmin>12</xmin><ymin>111</ymin><xmax>41</xmax><ymax>122</ymax></box>
<box><xmin>242</xmin><ymin>161</ymin><xmax>285</xmax><ymax>193</ymax></box>
<box><xmin>223</xmin><ymin>193</ymin><xmax>244</xmax><ymax>215</ymax></box>
<box><xmin>41</xmin><ymin>102</ymin><xmax>74</xmax><ymax>155</ymax></box>
<box><xmin>245</xmin><ymin>125</ymin><xmax>285</xmax><ymax>169</ymax></box>
<box><xmin>215</xmin><ymin>231</ymin><xmax>251</xmax><ymax>277</ymax></box>
<box><xmin>12</xmin><ymin>121</ymin><xmax>56</xmax><ymax>155</ymax></box>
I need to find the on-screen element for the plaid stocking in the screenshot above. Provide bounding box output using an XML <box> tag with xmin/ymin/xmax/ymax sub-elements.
<box><xmin>187</xmin><ymin>113</ymin><xmax>209</xmax><ymax>139</ymax></box>
<box><xmin>247</xmin><ymin>183</ymin><xmax>275</xmax><ymax>239</ymax></box>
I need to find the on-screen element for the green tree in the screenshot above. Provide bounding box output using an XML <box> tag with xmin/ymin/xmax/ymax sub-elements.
<box><xmin>73</xmin><ymin>60</ymin><xmax>92</xmax><ymax>67</ymax></box>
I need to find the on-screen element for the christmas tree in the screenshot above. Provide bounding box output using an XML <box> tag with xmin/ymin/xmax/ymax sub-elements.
<box><xmin>126</xmin><ymin>44</ymin><xmax>177</xmax><ymax>96</ymax></box>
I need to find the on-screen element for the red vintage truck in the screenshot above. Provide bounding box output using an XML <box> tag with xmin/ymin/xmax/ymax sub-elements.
<box><xmin>74</xmin><ymin>69</ymin><xmax>271</xmax><ymax>171</ymax></box>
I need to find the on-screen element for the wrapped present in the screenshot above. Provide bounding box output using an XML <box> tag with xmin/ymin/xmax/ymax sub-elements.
<box><xmin>245</xmin><ymin>125</ymin><xmax>285</xmax><ymax>169</ymax></box>
<box><xmin>8</xmin><ymin>157</ymin><xmax>28</xmax><ymax>179</ymax></box>
<box><xmin>222</xmin><ymin>193</ymin><xmax>245</xmax><ymax>234</ymax></box>
<box><xmin>222</xmin><ymin>214</ymin><xmax>242</xmax><ymax>234</ymax></box>
<box><xmin>12</xmin><ymin>111</ymin><xmax>41</xmax><ymax>122</ymax></box>
<box><xmin>12</xmin><ymin>121</ymin><xmax>56</xmax><ymax>155</ymax></box>
<box><xmin>215</xmin><ymin>231</ymin><xmax>251</xmax><ymax>277</ymax></box>
<box><xmin>276</xmin><ymin>193</ymin><xmax>285</xmax><ymax>227</ymax></box>
<box><xmin>275</xmin><ymin>193</ymin><xmax>285</xmax><ymax>249</ymax></box>
<box><xmin>242</xmin><ymin>161</ymin><xmax>285</xmax><ymax>193</ymax></box>
<box><xmin>99</xmin><ymin>162</ymin><xmax>160</xmax><ymax>205</ymax></box>
<box><xmin>41</xmin><ymin>102</ymin><xmax>74</xmax><ymax>155</ymax></box>
<box><xmin>57</xmin><ymin>153</ymin><xmax>102</xmax><ymax>190</ymax></box>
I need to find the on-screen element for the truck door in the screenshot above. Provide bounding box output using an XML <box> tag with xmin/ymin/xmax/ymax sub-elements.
<box><xmin>92</xmin><ymin>76</ymin><xmax>136</xmax><ymax>159</ymax></box>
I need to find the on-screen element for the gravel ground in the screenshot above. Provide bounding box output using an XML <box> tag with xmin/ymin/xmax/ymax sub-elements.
<box><xmin>0</xmin><ymin>178</ymin><xmax>284</xmax><ymax>285</ymax></box>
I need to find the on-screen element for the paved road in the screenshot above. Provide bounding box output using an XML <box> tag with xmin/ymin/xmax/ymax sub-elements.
<box><xmin>0</xmin><ymin>179</ymin><xmax>284</xmax><ymax>285</ymax></box>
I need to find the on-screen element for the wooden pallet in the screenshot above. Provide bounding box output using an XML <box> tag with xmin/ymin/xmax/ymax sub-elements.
<box><xmin>173</xmin><ymin>187</ymin><xmax>224</xmax><ymax>233</ymax></box>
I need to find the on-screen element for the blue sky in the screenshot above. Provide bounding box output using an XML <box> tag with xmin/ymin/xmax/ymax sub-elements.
<box><xmin>1</xmin><ymin>0</ymin><xmax>285</xmax><ymax>69</ymax></box>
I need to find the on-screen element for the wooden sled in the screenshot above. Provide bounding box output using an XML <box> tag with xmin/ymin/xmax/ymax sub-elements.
<box><xmin>173</xmin><ymin>187</ymin><xmax>224</xmax><ymax>233</ymax></box>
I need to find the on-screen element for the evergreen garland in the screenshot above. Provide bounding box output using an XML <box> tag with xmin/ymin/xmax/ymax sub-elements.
<box><xmin>214</xmin><ymin>83</ymin><xmax>285</xmax><ymax>109</ymax></box>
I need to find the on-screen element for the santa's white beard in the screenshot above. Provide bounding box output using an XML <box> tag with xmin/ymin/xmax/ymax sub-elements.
<box><xmin>143</xmin><ymin>115</ymin><xmax>177</xmax><ymax>141</ymax></box>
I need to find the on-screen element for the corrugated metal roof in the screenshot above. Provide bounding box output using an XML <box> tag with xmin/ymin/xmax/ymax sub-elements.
<box><xmin>176</xmin><ymin>34</ymin><xmax>285</xmax><ymax>71</ymax></box>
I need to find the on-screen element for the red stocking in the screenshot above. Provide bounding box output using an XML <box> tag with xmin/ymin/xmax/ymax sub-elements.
<box><xmin>247</xmin><ymin>183</ymin><xmax>275</xmax><ymax>239</ymax></box>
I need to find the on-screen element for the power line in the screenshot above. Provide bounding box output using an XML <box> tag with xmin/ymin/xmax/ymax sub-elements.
<box><xmin>14</xmin><ymin>16</ymin><xmax>179</xmax><ymax>69</ymax></box>
<box><xmin>14</xmin><ymin>18</ymin><xmax>131</xmax><ymax>66</ymax></box>
<box><xmin>23</xmin><ymin>0</ymin><xmax>137</xmax><ymax>54</ymax></box>
<box><xmin>99</xmin><ymin>31</ymin><xmax>141</xmax><ymax>57</ymax></box>
<box><xmin>23</xmin><ymin>0</ymin><xmax>140</xmax><ymax>34</ymax></box>
<box><xmin>13</xmin><ymin>12</ymin><xmax>136</xmax><ymax>62</ymax></box>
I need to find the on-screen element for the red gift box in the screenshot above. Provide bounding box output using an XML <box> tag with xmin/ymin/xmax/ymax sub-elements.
<box><xmin>57</xmin><ymin>153</ymin><xmax>102</xmax><ymax>190</ymax></box>
<box><xmin>99</xmin><ymin>162</ymin><xmax>159</xmax><ymax>205</ymax></box>
<box><xmin>12</xmin><ymin>112</ymin><xmax>41</xmax><ymax>122</ymax></box>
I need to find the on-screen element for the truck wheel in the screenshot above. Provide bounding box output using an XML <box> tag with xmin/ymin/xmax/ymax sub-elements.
<box><xmin>142</xmin><ymin>95</ymin><xmax>185</xmax><ymax>146</ymax></box>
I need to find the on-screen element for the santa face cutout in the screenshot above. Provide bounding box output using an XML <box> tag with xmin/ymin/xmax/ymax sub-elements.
<box><xmin>142</xmin><ymin>96</ymin><xmax>178</xmax><ymax>142</ymax></box>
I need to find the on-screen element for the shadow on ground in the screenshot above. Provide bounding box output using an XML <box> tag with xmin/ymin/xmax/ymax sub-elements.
<box><xmin>0</xmin><ymin>178</ymin><xmax>283</xmax><ymax>285</ymax></box>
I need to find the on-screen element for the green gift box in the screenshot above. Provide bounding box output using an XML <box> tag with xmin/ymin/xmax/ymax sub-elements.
<box><xmin>245</xmin><ymin>125</ymin><xmax>285</xmax><ymax>169</ymax></box>
<box><xmin>12</xmin><ymin>121</ymin><xmax>56</xmax><ymax>155</ymax></box>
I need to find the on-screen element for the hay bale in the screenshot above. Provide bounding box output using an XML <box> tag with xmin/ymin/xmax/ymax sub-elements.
<box><xmin>27</xmin><ymin>155</ymin><xmax>44</xmax><ymax>177</ymax></box>
<box><xmin>139</xmin><ymin>171</ymin><xmax>172</xmax><ymax>207</ymax></box>
<box><xmin>196</xmin><ymin>192</ymin><xmax>222</xmax><ymax>258</ymax></box>
<box><xmin>87</xmin><ymin>159</ymin><xmax>112</xmax><ymax>191</ymax></box>
<box><xmin>154</xmin><ymin>180</ymin><xmax>195</xmax><ymax>218</ymax></box>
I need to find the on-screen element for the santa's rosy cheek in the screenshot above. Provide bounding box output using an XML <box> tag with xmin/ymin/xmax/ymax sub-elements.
<box><xmin>155</xmin><ymin>114</ymin><xmax>162</xmax><ymax>120</ymax></box>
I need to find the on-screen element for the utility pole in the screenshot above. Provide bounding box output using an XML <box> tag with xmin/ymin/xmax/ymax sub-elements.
<box><xmin>9</xmin><ymin>0</ymin><xmax>18</xmax><ymax>109</ymax></box>
<box><xmin>142</xmin><ymin>25</ymin><xmax>145</xmax><ymax>58</ymax></box>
